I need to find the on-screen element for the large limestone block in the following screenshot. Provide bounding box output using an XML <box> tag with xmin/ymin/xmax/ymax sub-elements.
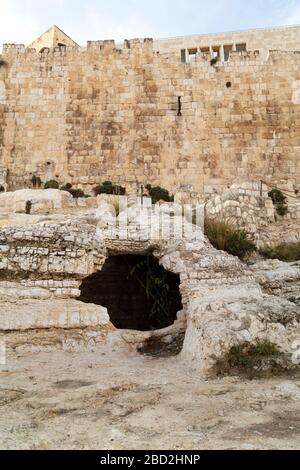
<box><xmin>0</xmin><ymin>189</ymin><xmax>74</xmax><ymax>214</ymax></box>
<box><xmin>0</xmin><ymin>299</ymin><xmax>110</xmax><ymax>331</ymax></box>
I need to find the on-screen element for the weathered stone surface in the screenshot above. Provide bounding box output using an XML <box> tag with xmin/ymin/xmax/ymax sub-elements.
<box><xmin>0</xmin><ymin>299</ymin><xmax>109</xmax><ymax>330</ymax></box>
<box><xmin>1</xmin><ymin>28</ymin><xmax>300</xmax><ymax>197</ymax></box>
<box><xmin>0</xmin><ymin>206</ymin><xmax>299</xmax><ymax>374</ymax></box>
<box><xmin>0</xmin><ymin>189</ymin><xmax>75</xmax><ymax>214</ymax></box>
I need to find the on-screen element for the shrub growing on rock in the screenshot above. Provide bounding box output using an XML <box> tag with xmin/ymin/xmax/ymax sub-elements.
<box><xmin>260</xmin><ymin>242</ymin><xmax>300</xmax><ymax>262</ymax></box>
<box><xmin>44</xmin><ymin>179</ymin><xmax>59</xmax><ymax>189</ymax></box>
<box><xmin>268</xmin><ymin>188</ymin><xmax>288</xmax><ymax>217</ymax></box>
<box><xmin>60</xmin><ymin>183</ymin><xmax>72</xmax><ymax>191</ymax></box>
<box><xmin>213</xmin><ymin>339</ymin><xmax>281</xmax><ymax>377</ymax></box>
<box><xmin>61</xmin><ymin>183</ymin><xmax>85</xmax><ymax>198</ymax></box>
<box><xmin>93</xmin><ymin>181</ymin><xmax>126</xmax><ymax>196</ymax></box>
<box><xmin>145</xmin><ymin>184</ymin><xmax>174</xmax><ymax>204</ymax></box>
<box><xmin>204</xmin><ymin>219</ymin><xmax>256</xmax><ymax>260</ymax></box>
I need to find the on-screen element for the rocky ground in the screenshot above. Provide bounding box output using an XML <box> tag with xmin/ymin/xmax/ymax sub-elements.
<box><xmin>0</xmin><ymin>348</ymin><xmax>299</xmax><ymax>450</ymax></box>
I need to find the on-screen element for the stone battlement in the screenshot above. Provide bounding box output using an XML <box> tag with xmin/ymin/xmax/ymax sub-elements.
<box><xmin>0</xmin><ymin>25</ymin><xmax>300</xmax><ymax>197</ymax></box>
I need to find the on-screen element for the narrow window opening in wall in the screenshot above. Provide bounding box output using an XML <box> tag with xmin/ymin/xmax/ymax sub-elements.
<box><xmin>200</xmin><ymin>47</ymin><xmax>210</xmax><ymax>55</ymax></box>
<box><xmin>226</xmin><ymin>81</ymin><xmax>232</xmax><ymax>88</ymax></box>
<box><xmin>181</xmin><ymin>49</ymin><xmax>187</xmax><ymax>63</ymax></box>
<box><xmin>212</xmin><ymin>46</ymin><xmax>220</xmax><ymax>59</ymax></box>
<box><xmin>224</xmin><ymin>45</ymin><xmax>233</xmax><ymax>62</ymax></box>
<box><xmin>78</xmin><ymin>255</ymin><xmax>183</xmax><ymax>332</ymax></box>
<box><xmin>236</xmin><ymin>43</ymin><xmax>247</xmax><ymax>52</ymax></box>
<box><xmin>57</xmin><ymin>42</ymin><xmax>66</xmax><ymax>48</ymax></box>
<box><xmin>188</xmin><ymin>48</ymin><xmax>198</xmax><ymax>62</ymax></box>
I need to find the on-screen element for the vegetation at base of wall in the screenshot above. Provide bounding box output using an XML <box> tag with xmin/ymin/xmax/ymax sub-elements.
<box><xmin>204</xmin><ymin>219</ymin><xmax>256</xmax><ymax>260</ymax></box>
<box><xmin>25</xmin><ymin>200</ymin><xmax>32</xmax><ymax>214</ymax></box>
<box><xmin>31</xmin><ymin>175</ymin><xmax>42</xmax><ymax>188</ymax></box>
<box><xmin>60</xmin><ymin>183</ymin><xmax>72</xmax><ymax>191</ymax></box>
<box><xmin>229</xmin><ymin>340</ymin><xmax>280</xmax><ymax>367</ymax></box>
<box><xmin>44</xmin><ymin>179</ymin><xmax>59</xmax><ymax>189</ymax></box>
<box><xmin>213</xmin><ymin>339</ymin><xmax>283</xmax><ymax>378</ymax></box>
<box><xmin>145</xmin><ymin>184</ymin><xmax>174</xmax><ymax>204</ymax></box>
<box><xmin>0</xmin><ymin>185</ymin><xmax>4</xmax><ymax>193</ymax></box>
<box><xmin>260</xmin><ymin>241</ymin><xmax>300</xmax><ymax>262</ymax></box>
<box><xmin>93</xmin><ymin>181</ymin><xmax>126</xmax><ymax>196</ymax></box>
<box><xmin>268</xmin><ymin>188</ymin><xmax>288</xmax><ymax>216</ymax></box>
<box><xmin>61</xmin><ymin>183</ymin><xmax>85</xmax><ymax>198</ymax></box>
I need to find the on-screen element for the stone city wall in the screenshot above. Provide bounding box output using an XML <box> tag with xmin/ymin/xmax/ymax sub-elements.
<box><xmin>0</xmin><ymin>36</ymin><xmax>300</xmax><ymax>198</ymax></box>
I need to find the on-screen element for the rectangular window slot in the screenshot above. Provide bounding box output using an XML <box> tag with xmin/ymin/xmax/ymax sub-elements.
<box><xmin>224</xmin><ymin>45</ymin><xmax>233</xmax><ymax>61</ymax></box>
<box><xmin>212</xmin><ymin>46</ymin><xmax>220</xmax><ymax>58</ymax></box>
<box><xmin>236</xmin><ymin>43</ymin><xmax>247</xmax><ymax>52</ymax></box>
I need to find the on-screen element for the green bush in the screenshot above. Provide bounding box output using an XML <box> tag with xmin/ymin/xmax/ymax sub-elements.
<box><xmin>68</xmin><ymin>188</ymin><xmax>85</xmax><ymax>198</ymax></box>
<box><xmin>61</xmin><ymin>183</ymin><xmax>85</xmax><ymax>198</ymax></box>
<box><xmin>204</xmin><ymin>219</ymin><xmax>256</xmax><ymax>260</ymax></box>
<box><xmin>93</xmin><ymin>181</ymin><xmax>126</xmax><ymax>196</ymax></box>
<box><xmin>61</xmin><ymin>183</ymin><xmax>72</xmax><ymax>191</ymax></box>
<box><xmin>44</xmin><ymin>179</ymin><xmax>59</xmax><ymax>189</ymax></box>
<box><xmin>268</xmin><ymin>188</ymin><xmax>288</xmax><ymax>216</ymax></box>
<box><xmin>145</xmin><ymin>184</ymin><xmax>174</xmax><ymax>204</ymax></box>
<box><xmin>261</xmin><ymin>241</ymin><xmax>300</xmax><ymax>262</ymax></box>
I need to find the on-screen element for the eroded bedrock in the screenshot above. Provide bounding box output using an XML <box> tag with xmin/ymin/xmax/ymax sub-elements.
<box><xmin>0</xmin><ymin>209</ymin><xmax>299</xmax><ymax>374</ymax></box>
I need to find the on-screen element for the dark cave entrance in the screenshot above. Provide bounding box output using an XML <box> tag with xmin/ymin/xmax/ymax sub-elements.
<box><xmin>79</xmin><ymin>255</ymin><xmax>183</xmax><ymax>331</ymax></box>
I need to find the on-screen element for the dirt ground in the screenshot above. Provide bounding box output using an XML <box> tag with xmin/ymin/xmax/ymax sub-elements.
<box><xmin>0</xmin><ymin>348</ymin><xmax>299</xmax><ymax>450</ymax></box>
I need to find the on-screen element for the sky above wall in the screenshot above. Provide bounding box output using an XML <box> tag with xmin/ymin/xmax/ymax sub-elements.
<box><xmin>1</xmin><ymin>0</ymin><xmax>300</xmax><ymax>47</ymax></box>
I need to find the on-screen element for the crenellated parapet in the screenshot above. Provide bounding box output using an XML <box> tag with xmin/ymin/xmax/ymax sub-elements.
<box><xmin>2</xmin><ymin>44</ymin><xmax>25</xmax><ymax>55</ymax></box>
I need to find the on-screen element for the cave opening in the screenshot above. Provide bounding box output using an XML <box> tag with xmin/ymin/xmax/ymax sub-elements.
<box><xmin>79</xmin><ymin>255</ymin><xmax>183</xmax><ymax>331</ymax></box>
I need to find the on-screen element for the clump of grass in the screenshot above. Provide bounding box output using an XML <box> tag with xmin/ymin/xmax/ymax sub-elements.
<box><xmin>228</xmin><ymin>340</ymin><xmax>280</xmax><ymax>368</ymax></box>
<box><xmin>111</xmin><ymin>196</ymin><xmax>122</xmax><ymax>216</ymax></box>
<box><xmin>250</xmin><ymin>339</ymin><xmax>280</xmax><ymax>357</ymax></box>
<box><xmin>260</xmin><ymin>241</ymin><xmax>300</xmax><ymax>262</ymax></box>
<box><xmin>204</xmin><ymin>218</ymin><xmax>256</xmax><ymax>260</ymax></box>
<box><xmin>213</xmin><ymin>339</ymin><xmax>281</xmax><ymax>377</ymax></box>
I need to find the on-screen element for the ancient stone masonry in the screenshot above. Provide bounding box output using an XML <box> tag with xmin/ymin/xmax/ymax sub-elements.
<box><xmin>0</xmin><ymin>204</ymin><xmax>299</xmax><ymax>373</ymax></box>
<box><xmin>0</xmin><ymin>25</ymin><xmax>300</xmax><ymax>197</ymax></box>
<box><xmin>205</xmin><ymin>182</ymin><xmax>300</xmax><ymax>248</ymax></box>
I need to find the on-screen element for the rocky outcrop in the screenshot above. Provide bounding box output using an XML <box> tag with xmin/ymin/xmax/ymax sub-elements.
<box><xmin>0</xmin><ymin>203</ymin><xmax>299</xmax><ymax>374</ymax></box>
